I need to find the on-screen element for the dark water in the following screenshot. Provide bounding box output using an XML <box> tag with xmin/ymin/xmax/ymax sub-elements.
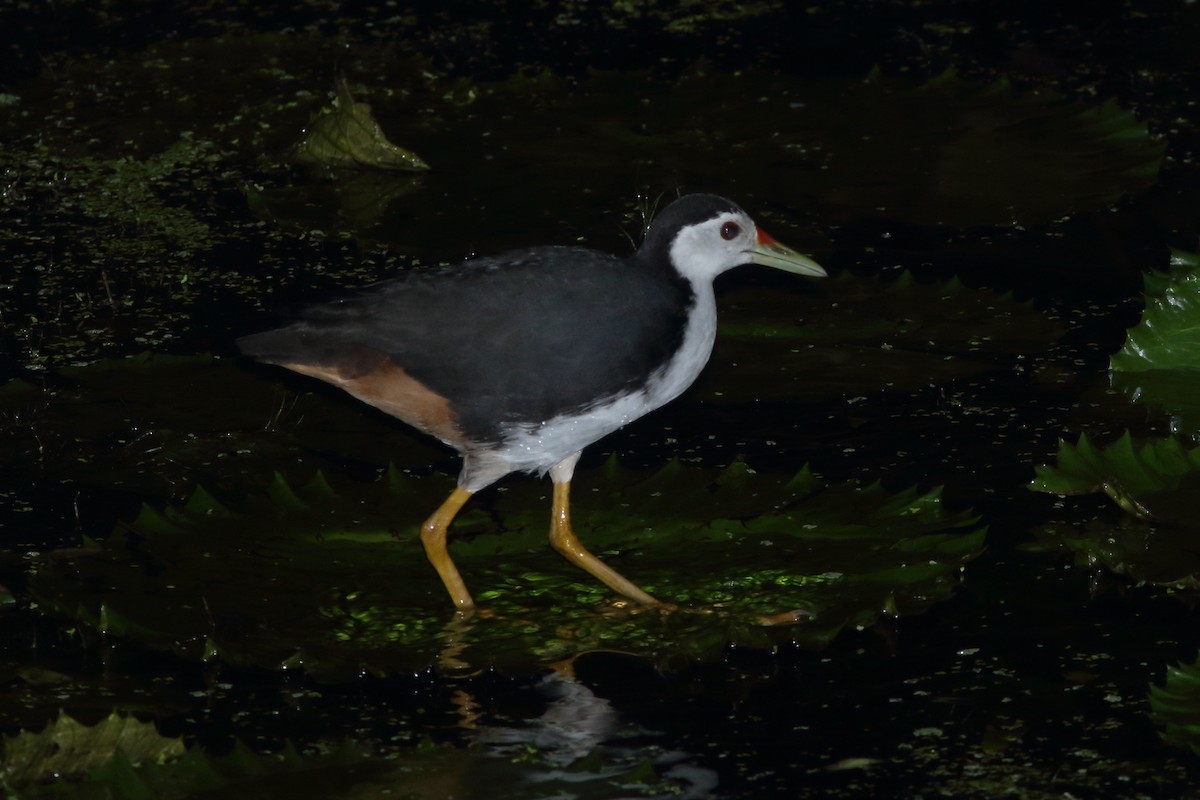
<box><xmin>2</xmin><ymin>2</ymin><xmax>1200</xmax><ymax>797</ymax></box>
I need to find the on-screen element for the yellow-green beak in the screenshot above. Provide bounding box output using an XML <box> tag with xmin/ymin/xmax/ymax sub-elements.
<box><xmin>750</xmin><ymin>229</ymin><xmax>827</xmax><ymax>277</ymax></box>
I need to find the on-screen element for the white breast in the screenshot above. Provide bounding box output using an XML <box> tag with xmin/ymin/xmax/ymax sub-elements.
<box><xmin>462</xmin><ymin>282</ymin><xmax>718</xmax><ymax>491</ymax></box>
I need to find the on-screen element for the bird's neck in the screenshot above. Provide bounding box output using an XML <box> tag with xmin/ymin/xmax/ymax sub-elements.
<box><xmin>645</xmin><ymin>281</ymin><xmax>717</xmax><ymax>408</ymax></box>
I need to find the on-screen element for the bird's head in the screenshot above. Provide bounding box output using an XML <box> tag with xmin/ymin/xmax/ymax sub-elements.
<box><xmin>643</xmin><ymin>194</ymin><xmax>826</xmax><ymax>283</ymax></box>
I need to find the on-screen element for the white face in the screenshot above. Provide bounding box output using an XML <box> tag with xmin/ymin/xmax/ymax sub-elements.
<box><xmin>666</xmin><ymin>210</ymin><xmax>761</xmax><ymax>283</ymax></box>
<box><xmin>666</xmin><ymin>209</ymin><xmax>826</xmax><ymax>284</ymax></box>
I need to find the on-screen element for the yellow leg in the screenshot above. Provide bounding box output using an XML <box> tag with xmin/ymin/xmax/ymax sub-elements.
<box><xmin>549</xmin><ymin>480</ymin><xmax>659</xmax><ymax>606</ymax></box>
<box><xmin>420</xmin><ymin>486</ymin><xmax>475</xmax><ymax>612</ymax></box>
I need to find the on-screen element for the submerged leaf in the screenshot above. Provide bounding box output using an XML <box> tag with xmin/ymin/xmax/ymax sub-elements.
<box><xmin>261</xmin><ymin>62</ymin><xmax>1164</xmax><ymax>241</ymax></box>
<box><xmin>294</xmin><ymin>75</ymin><xmax>430</xmax><ymax>171</ymax></box>
<box><xmin>710</xmin><ymin>270</ymin><xmax>1065</xmax><ymax>404</ymax></box>
<box><xmin>0</xmin><ymin>716</ymin><xmax>398</xmax><ymax>800</ymax></box>
<box><xmin>554</xmin><ymin>65</ymin><xmax>1163</xmax><ymax>229</ymax></box>
<box><xmin>1</xmin><ymin>708</ymin><xmax>709</xmax><ymax>800</ymax></box>
<box><xmin>798</xmin><ymin>69</ymin><xmax>1164</xmax><ymax>228</ymax></box>
<box><xmin>1032</xmin><ymin>515</ymin><xmax>1200</xmax><ymax>592</ymax></box>
<box><xmin>1150</xmin><ymin>656</ymin><xmax>1200</xmax><ymax>757</ymax></box>
<box><xmin>1</xmin><ymin>711</ymin><xmax>184</xmax><ymax>788</ymax></box>
<box><xmin>1031</xmin><ymin>434</ymin><xmax>1200</xmax><ymax>591</ymax></box>
<box><xmin>29</xmin><ymin>461</ymin><xmax>985</xmax><ymax>678</ymax></box>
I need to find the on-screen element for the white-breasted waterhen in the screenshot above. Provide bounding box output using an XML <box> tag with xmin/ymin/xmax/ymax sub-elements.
<box><xmin>238</xmin><ymin>194</ymin><xmax>826</xmax><ymax>612</ymax></box>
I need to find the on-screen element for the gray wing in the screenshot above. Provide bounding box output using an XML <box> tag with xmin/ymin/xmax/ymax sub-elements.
<box><xmin>238</xmin><ymin>247</ymin><xmax>694</xmax><ymax>441</ymax></box>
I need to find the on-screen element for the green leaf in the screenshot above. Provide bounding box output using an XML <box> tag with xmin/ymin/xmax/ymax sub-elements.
<box><xmin>1112</xmin><ymin>253</ymin><xmax>1200</xmax><ymax>373</ymax></box>
<box><xmin>1030</xmin><ymin>435</ymin><xmax>1200</xmax><ymax>590</ymax></box>
<box><xmin>1150</xmin><ymin>656</ymin><xmax>1200</xmax><ymax>757</ymax></box>
<box><xmin>1111</xmin><ymin>248</ymin><xmax>1200</xmax><ymax>437</ymax></box>
<box><xmin>1143</xmin><ymin>249</ymin><xmax>1200</xmax><ymax>301</ymax></box>
<box><xmin>29</xmin><ymin>461</ymin><xmax>985</xmax><ymax>679</ymax></box>
<box><xmin>293</xmin><ymin>74</ymin><xmax>429</xmax><ymax>171</ymax></box>
<box><xmin>1030</xmin><ymin>432</ymin><xmax>1200</xmax><ymax>520</ymax></box>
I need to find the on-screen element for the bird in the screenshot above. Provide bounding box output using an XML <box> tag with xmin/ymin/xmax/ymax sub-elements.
<box><xmin>238</xmin><ymin>193</ymin><xmax>826</xmax><ymax>613</ymax></box>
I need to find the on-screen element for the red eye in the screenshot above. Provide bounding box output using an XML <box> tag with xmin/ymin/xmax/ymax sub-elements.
<box><xmin>720</xmin><ymin>221</ymin><xmax>741</xmax><ymax>240</ymax></box>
